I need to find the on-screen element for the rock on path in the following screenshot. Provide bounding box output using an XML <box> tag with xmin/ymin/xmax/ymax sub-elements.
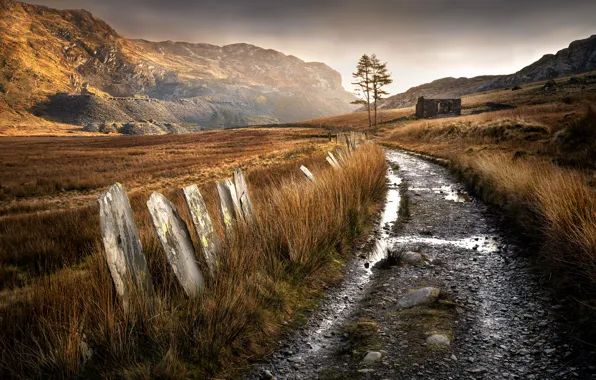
<box><xmin>396</xmin><ymin>287</ymin><xmax>440</xmax><ymax>309</ymax></box>
<box><xmin>245</xmin><ymin>150</ymin><xmax>596</xmax><ymax>380</ymax></box>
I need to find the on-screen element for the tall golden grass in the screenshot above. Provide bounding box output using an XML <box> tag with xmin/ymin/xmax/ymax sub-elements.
<box><xmin>0</xmin><ymin>143</ymin><xmax>387</xmax><ymax>378</ymax></box>
<box><xmin>381</xmin><ymin>103</ymin><xmax>596</xmax><ymax>334</ymax></box>
<box><xmin>458</xmin><ymin>153</ymin><xmax>596</xmax><ymax>291</ymax></box>
<box><xmin>0</xmin><ymin>128</ymin><xmax>331</xmax><ymax>289</ymax></box>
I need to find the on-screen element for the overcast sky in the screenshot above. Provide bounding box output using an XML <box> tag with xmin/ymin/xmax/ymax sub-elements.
<box><xmin>32</xmin><ymin>0</ymin><xmax>596</xmax><ymax>94</ymax></box>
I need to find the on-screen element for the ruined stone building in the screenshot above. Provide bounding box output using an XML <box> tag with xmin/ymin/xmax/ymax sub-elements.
<box><xmin>415</xmin><ymin>97</ymin><xmax>462</xmax><ymax>118</ymax></box>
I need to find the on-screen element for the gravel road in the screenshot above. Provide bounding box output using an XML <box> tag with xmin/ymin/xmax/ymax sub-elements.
<box><xmin>246</xmin><ymin>149</ymin><xmax>596</xmax><ymax>380</ymax></box>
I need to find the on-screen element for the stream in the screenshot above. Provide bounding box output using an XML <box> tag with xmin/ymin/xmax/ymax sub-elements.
<box><xmin>247</xmin><ymin>149</ymin><xmax>596</xmax><ymax>379</ymax></box>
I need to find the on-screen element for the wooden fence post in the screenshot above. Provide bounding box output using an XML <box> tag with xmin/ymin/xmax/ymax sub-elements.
<box><xmin>217</xmin><ymin>181</ymin><xmax>237</xmax><ymax>237</ymax></box>
<box><xmin>182</xmin><ymin>185</ymin><xmax>220</xmax><ymax>277</ymax></box>
<box><xmin>300</xmin><ymin>165</ymin><xmax>316</xmax><ymax>182</ymax></box>
<box><xmin>98</xmin><ymin>183</ymin><xmax>153</xmax><ymax>309</ymax></box>
<box><xmin>147</xmin><ymin>192</ymin><xmax>205</xmax><ymax>297</ymax></box>
<box><xmin>233</xmin><ymin>168</ymin><xmax>255</xmax><ymax>223</ymax></box>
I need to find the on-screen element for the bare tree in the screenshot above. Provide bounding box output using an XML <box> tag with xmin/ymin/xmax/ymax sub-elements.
<box><xmin>370</xmin><ymin>54</ymin><xmax>393</xmax><ymax>127</ymax></box>
<box><xmin>352</xmin><ymin>54</ymin><xmax>373</xmax><ymax>129</ymax></box>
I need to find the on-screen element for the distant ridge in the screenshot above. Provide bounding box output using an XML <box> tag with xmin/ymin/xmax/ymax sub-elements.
<box><xmin>380</xmin><ymin>34</ymin><xmax>596</xmax><ymax>110</ymax></box>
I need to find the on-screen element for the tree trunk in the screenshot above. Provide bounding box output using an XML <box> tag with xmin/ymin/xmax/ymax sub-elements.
<box><xmin>365</xmin><ymin>71</ymin><xmax>372</xmax><ymax>129</ymax></box>
<box><xmin>374</xmin><ymin>100</ymin><xmax>378</xmax><ymax>127</ymax></box>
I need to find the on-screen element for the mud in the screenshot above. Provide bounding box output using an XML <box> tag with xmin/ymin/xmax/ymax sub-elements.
<box><xmin>246</xmin><ymin>150</ymin><xmax>596</xmax><ymax>379</ymax></box>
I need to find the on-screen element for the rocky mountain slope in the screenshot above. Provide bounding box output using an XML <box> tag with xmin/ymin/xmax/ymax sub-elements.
<box><xmin>380</xmin><ymin>34</ymin><xmax>596</xmax><ymax>109</ymax></box>
<box><xmin>379</xmin><ymin>76</ymin><xmax>498</xmax><ymax>110</ymax></box>
<box><xmin>0</xmin><ymin>0</ymin><xmax>356</xmax><ymax>132</ymax></box>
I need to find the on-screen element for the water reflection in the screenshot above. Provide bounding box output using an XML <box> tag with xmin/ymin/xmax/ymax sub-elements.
<box><xmin>392</xmin><ymin>235</ymin><xmax>499</xmax><ymax>253</ymax></box>
<box><xmin>410</xmin><ymin>185</ymin><xmax>471</xmax><ymax>203</ymax></box>
<box><xmin>308</xmin><ymin>152</ymin><xmax>403</xmax><ymax>348</ymax></box>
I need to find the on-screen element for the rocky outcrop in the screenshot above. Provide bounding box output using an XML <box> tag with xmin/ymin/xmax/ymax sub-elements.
<box><xmin>380</xmin><ymin>35</ymin><xmax>596</xmax><ymax>110</ymax></box>
<box><xmin>0</xmin><ymin>1</ymin><xmax>356</xmax><ymax>132</ymax></box>
<box><xmin>379</xmin><ymin>76</ymin><xmax>498</xmax><ymax>110</ymax></box>
<box><xmin>84</xmin><ymin>121</ymin><xmax>191</xmax><ymax>135</ymax></box>
<box><xmin>478</xmin><ymin>35</ymin><xmax>596</xmax><ymax>91</ymax></box>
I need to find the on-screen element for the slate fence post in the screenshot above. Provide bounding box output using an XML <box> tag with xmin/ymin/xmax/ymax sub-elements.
<box><xmin>98</xmin><ymin>141</ymin><xmax>365</xmax><ymax>305</ymax></box>
<box><xmin>98</xmin><ymin>183</ymin><xmax>153</xmax><ymax>310</ymax></box>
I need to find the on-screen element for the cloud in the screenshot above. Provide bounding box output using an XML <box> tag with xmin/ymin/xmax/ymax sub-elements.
<box><xmin>32</xmin><ymin>0</ymin><xmax>596</xmax><ymax>93</ymax></box>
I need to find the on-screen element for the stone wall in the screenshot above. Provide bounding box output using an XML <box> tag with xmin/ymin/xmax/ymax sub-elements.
<box><xmin>415</xmin><ymin>97</ymin><xmax>462</xmax><ymax>118</ymax></box>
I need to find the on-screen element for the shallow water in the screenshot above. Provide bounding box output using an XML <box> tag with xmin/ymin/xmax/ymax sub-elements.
<box><xmin>247</xmin><ymin>149</ymin><xmax>595</xmax><ymax>379</ymax></box>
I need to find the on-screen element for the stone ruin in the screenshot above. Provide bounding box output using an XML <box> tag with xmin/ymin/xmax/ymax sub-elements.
<box><xmin>415</xmin><ymin>96</ymin><xmax>462</xmax><ymax>118</ymax></box>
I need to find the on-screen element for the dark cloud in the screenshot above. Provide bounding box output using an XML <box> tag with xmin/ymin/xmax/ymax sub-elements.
<box><xmin>32</xmin><ymin>0</ymin><xmax>596</xmax><ymax>93</ymax></box>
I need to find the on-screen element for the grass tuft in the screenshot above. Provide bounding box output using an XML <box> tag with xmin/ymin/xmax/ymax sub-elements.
<box><xmin>0</xmin><ymin>143</ymin><xmax>387</xmax><ymax>378</ymax></box>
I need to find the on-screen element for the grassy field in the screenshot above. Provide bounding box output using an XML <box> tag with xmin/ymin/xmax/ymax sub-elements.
<box><xmin>0</xmin><ymin>128</ymin><xmax>331</xmax><ymax>288</ymax></box>
<box><xmin>0</xmin><ymin>125</ymin><xmax>388</xmax><ymax>378</ymax></box>
<box><xmin>310</xmin><ymin>73</ymin><xmax>596</xmax><ymax>336</ymax></box>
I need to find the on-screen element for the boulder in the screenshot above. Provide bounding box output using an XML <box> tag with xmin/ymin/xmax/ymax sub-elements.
<box><xmin>426</xmin><ymin>334</ymin><xmax>451</xmax><ymax>347</ymax></box>
<box><xmin>401</xmin><ymin>251</ymin><xmax>425</xmax><ymax>266</ymax></box>
<box><xmin>544</xmin><ymin>79</ymin><xmax>557</xmax><ymax>89</ymax></box>
<box><xmin>397</xmin><ymin>287</ymin><xmax>440</xmax><ymax>309</ymax></box>
<box><xmin>361</xmin><ymin>351</ymin><xmax>382</xmax><ymax>365</ymax></box>
<box><xmin>83</xmin><ymin>122</ymin><xmax>100</xmax><ymax>132</ymax></box>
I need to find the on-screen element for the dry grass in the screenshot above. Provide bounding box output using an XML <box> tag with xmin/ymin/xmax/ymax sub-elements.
<box><xmin>0</xmin><ymin>142</ymin><xmax>387</xmax><ymax>378</ymax></box>
<box><xmin>456</xmin><ymin>153</ymin><xmax>596</xmax><ymax>297</ymax></box>
<box><xmin>377</xmin><ymin>96</ymin><xmax>596</xmax><ymax>335</ymax></box>
<box><xmin>0</xmin><ymin>128</ymin><xmax>328</xmax><ymax>206</ymax></box>
<box><xmin>297</xmin><ymin>108</ymin><xmax>414</xmax><ymax>132</ymax></box>
<box><xmin>308</xmin><ymin>77</ymin><xmax>596</xmax><ymax>335</ymax></box>
<box><xmin>0</xmin><ymin>128</ymin><xmax>334</xmax><ymax>287</ymax></box>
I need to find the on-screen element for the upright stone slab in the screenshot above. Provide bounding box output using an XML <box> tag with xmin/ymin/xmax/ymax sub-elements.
<box><xmin>217</xmin><ymin>181</ymin><xmax>237</xmax><ymax>237</ymax></box>
<box><xmin>182</xmin><ymin>184</ymin><xmax>220</xmax><ymax>277</ymax></box>
<box><xmin>147</xmin><ymin>192</ymin><xmax>205</xmax><ymax>297</ymax></box>
<box><xmin>327</xmin><ymin>152</ymin><xmax>341</xmax><ymax>167</ymax></box>
<box><xmin>344</xmin><ymin>134</ymin><xmax>352</xmax><ymax>153</ymax></box>
<box><xmin>334</xmin><ymin>147</ymin><xmax>347</xmax><ymax>164</ymax></box>
<box><xmin>98</xmin><ymin>183</ymin><xmax>153</xmax><ymax>308</ymax></box>
<box><xmin>326</xmin><ymin>156</ymin><xmax>340</xmax><ymax>169</ymax></box>
<box><xmin>225</xmin><ymin>178</ymin><xmax>245</xmax><ymax>223</ymax></box>
<box><xmin>300</xmin><ymin>165</ymin><xmax>316</xmax><ymax>182</ymax></box>
<box><xmin>234</xmin><ymin>168</ymin><xmax>255</xmax><ymax>223</ymax></box>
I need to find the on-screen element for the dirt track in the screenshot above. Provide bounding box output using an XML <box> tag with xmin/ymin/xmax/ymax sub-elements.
<box><xmin>246</xmin><ymin>149</ymin><xmax>596</xmax><ymax>380</ymax></box>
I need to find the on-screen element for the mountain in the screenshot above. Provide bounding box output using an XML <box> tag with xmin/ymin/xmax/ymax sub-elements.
<box><xmin>0</xmin><ymin>0</ymin><xmax>356</xmax><ymax>132</ymax></box>
<box><xmin>477</xmin><ymin>34</ymin><xmax>596</xmax><ymax>91</ymax></box>
<box><xmin>379</xmin><ymin>76</ymin><xmax>498</xmax><ymax>110</ymax></box>
<box><xmin>380</xmin><ymin>34</ymin><xmax>596</xmax><ymax>110</ymax></box>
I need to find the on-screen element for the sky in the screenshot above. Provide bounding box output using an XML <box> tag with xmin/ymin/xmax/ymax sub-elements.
<box><xmin>32</xmin><ymin>0</ymin><xmax>596</xmax><ymax>94</ymax></box>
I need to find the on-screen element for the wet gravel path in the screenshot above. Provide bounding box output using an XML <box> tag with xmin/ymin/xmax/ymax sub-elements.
<box><xmin>246</xmin><ymin>150</ymin><xmax>596</xmax><ymax>379</ymax></box>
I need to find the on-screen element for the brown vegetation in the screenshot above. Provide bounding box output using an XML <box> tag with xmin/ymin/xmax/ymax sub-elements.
<box><xmin>300</xmin><ymin>73</ymin><xmax>596</xmax><ymax>336</ymax></box>
<box><xmin>298</xmin><ymin>108</ymin><xmax>414</xmax><ymax>133</ymax></box>
<box><xmin>0</xmin><ymin>131</ymin><xmax>387</xmax><ymax>378</ymax></box>
<box><xmin>0</xmin><ymin>128</ymin><xmax>330</xmax><ymax>288</ymax></box>
<box><xmin>377</xmin><ymin>80</ymin><xmax>596</xmax><ymax>334</ymax></box>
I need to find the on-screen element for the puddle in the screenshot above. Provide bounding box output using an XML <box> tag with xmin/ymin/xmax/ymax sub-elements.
<box><xmin>250</xmin><ymin>149</ymin><xmax>594</xmax><ymax>379</ymax></box>
<box><xmin>392</xmin><ymin>235</ymin><xmax>500</xmax><ymax>253</ymax></box>
<box><xmin>410</xmin><ymin>185</ymin><xmax>471</xmax><ymax>203</ymax></box>
<box><xmin>367</xmin><ymin>161</ymin><xmax>403</xmax><ymax>265</ymax></box>
<box><xmin>303</xmin><ymin>151</ymin><xmax>486</xmax><ymax>353</ymax></box>
<box><xmin>302</xmin><ymin>151</ymin><xmax>404</xmax><ymax>353</ymax></box>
